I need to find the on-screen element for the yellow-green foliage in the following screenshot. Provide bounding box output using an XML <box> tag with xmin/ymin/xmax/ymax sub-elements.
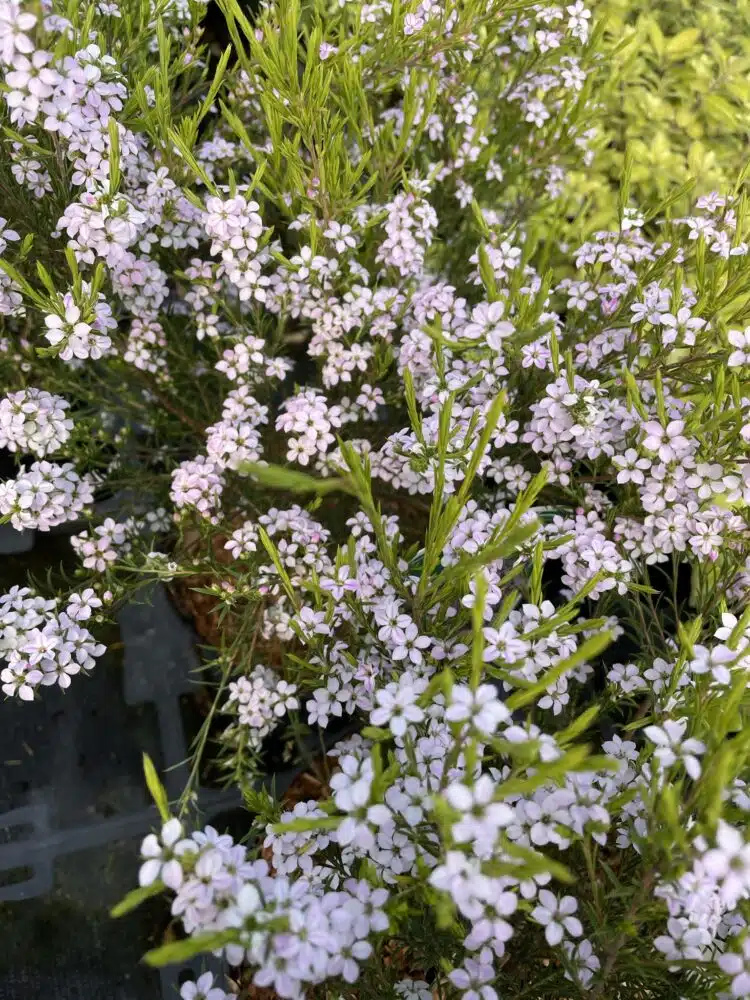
<box><xmin>568</xmin><ymin>0</ymin><xmax>750</xmax><ymax>231</ymax></box>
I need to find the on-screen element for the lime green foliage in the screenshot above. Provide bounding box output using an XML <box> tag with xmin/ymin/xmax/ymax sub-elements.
<box><xmin>568</xmin><ymin>0</ymin><xmax>750</xmax><ymax>231</ymax></box>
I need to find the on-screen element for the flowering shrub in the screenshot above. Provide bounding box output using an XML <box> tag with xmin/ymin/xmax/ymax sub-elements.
<box><xmin>2</xmin><ymin>0</ymin><xmax>750</xmax><ymax>997</ymax></box>
<box><xmin>128</xmin><ymin>184</ymin><xmax>750</xmax><ymax>998</ymax></box>
<box><xmin>0</xmin><ymin>0</ymin><xmax>596</xmax><ymax>693</ymax></box>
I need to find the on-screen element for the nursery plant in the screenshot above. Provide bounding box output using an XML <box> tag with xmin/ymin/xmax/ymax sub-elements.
<box><xmin>566</xmin><ymin>0</ymin><xmax>750</xmax><ymax>232</ymax></box>
<box><xmin>2</xmin><ymin>1</ymin><xmax>750</xmax><ymax>999</ymax></box>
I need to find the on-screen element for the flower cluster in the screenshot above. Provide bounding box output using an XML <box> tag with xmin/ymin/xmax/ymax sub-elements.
<box><xmin>0</xmin><ymin>460</ymin><xmax>93</xmax><ymax>530</ymax></box>
<box><xmin>0</xmin><ymin>585</ymin><xmax>105</xmax><ymax>699</ymax></box>
<box><xmin>138</xmin><ymin>817</ymin><xmax>388</xmax><ymax>996</ymax></box>
<box><xmin>223</xmin><ymin>664</ymin><xmax>299</xmax><ymax>748</ymax></box>
<box><xmin>0</xmin><ymin>387</ymin><xmax>73</xmax><ymax>456</ymax></box>
<box><xmin>204</xmin><ymin>194</ymin><xmax>272</xmax><ymax>303</ymax></box>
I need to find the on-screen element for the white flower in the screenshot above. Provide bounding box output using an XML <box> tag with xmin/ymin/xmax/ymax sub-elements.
<box><xmin>370</xmin><ymin>674</ymin><xmax>426</xmax><ymax>736</ymax></box>
<box><xmin>462</xmin><ymin>301</ymin><xmax>514</xmax><ymax>349</ymax></box>
<box><xmin>138</xmin><ymin>818</ymin><xmax>190</xmax><ymax>889</ymax></box>
<box><xmin>236</xmin><ymin>881</ymin><xmax>261</xmax><ymax>916</ymax></box>
<box><xmin>445</xmin><ymin>684</ymin><xmax>510</xmax><ymax>734</ymax></box>
<box><xmin>612</xmin><ymin>448</ymin><xmax>650</xmax><ymax>485</ymax></box>
<box><xmin>180</xmin><ymin>973</ymin><xmax>229</xmax><ymax>1000</ymax></box>
<box><xmin>641</xmin><ymin>420</ymin><xmax>692</xmax><ymax>463</ymax></box>
<box><xmin>329</xmin><ymin>754</ymin><xmax>373</xmax><ymax>812</ymax></box>
<box><xmin>717</xmin><ymin>938</ymin><xmax>750</xmax><ymax>998</ymax></box>
<box><xmin>728</xmin><ymin>327</ymin><xmax>750</xmax><ymax>368</ymax></box>
<box><xmin>296</xmin><ymin>605</ymin><xmax>331</xmax><ymax>640</ymax></box>
<box><xmin>701</xmin><ymin>821</ymin><xmax>750</xmax><ymax>908</ymax></box>
<box><xmin>531</xmin><ymin>891</ymin><xmax>583</xmax><ymax>946</ymax></box>
<box><xmin>445</xmin><ymin>775</ymin><xmax>515</xmax><ymax>850</ymax></box>
<box><xmin>395</xmin><ymin>980</ymin><xmax>433</xmax><ymax>1000</ymax></box>
<box><xmin>643</xmin><ymin>718</ymin><xmax>706</xmax><ymax>779</ymax></box>
<box><xmin>448</xmin><ymin>948</ymin><xmax>497</xmax><ymax>1000</ymax></box>
<box><xmin>65</xmin><ymin>588</ymin><xmax>102</xmax><ymax>621</ymax></box>
<box><xmin>656</xmin><ymin>307</ymin><xmax>706</xmax><ymax>346</ymax></box>
<box><xmin>608</xmin><ymin>662</ymin><xmax>646</xmax><ymax>693</ymax></box>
